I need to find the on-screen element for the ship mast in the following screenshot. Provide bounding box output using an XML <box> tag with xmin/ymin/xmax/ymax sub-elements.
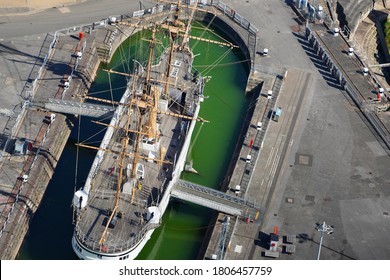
<box><xmin>98</xmin><ymin>67</ymin><xmax>145</xmax><ymax>246</ymax></box>
<box><xmin>142</xmin><ymin>27</ymin><xmax>156</xmax><ymax>101</ymax></box>
<box><xmin>163</xmin><ymin>32</ymin><xmax>176</xmax><ymax>97</ymax></box>
<box><xmin>98</xmin><ymin>97</ymin><xmax>132</xmax><ymax>246</ymax></box>
<box><xmin>131</xmin><ymin>26</ymin><xmax>157</xmax><ymax>179</ymax></box>
<box><xmin>181</xmin><ymin>0</ymin><xmax>198</xmax><ymax>51</ymax></box>
<box><xmin>163</xmin><ymin>0</ymin><xmax>197</xmax><ymax>97</ymax></box>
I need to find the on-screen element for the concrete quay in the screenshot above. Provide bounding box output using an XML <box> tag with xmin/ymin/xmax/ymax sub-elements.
<box><xmin>202</xmin><ymin>0</ymin><xmax>390</xmax><ymax>260</ymax></box>
<box><xmin>0</xmin><ymin>31</ymin><xmax>94</xmax><ymax>260</ymax></box>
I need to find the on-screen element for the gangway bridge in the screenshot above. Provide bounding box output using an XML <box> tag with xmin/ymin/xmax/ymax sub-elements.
<box><xmin>171</xmin><ymin>179</ymin><xmax>263</xmax><ymax>219</ymax></box>
<box><xmin>31</xmin><ymin>99</ymin><xmax>115</xmax><ymax>118</ymax></box>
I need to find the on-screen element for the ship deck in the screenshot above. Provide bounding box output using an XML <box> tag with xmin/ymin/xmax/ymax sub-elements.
<box><xmin>75</xmin><ymin>48</ymin><xmax>199</xmax><ymax>253</ymax></box>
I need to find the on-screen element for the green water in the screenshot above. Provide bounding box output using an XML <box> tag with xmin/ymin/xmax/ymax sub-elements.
<box><xmin>137</xmin><ymin>23</ymin><xmax>250</xmax><ymax>260</ymax></box>
<box><xmin>17</xmin><ymin>22</ymin><xmax>249</xmax><ymax>260</ymax></box>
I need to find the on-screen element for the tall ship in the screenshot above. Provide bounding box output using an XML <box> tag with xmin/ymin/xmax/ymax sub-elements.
<box><xmin>71</xmin><ymin>1</ymin><xmax>218</xmax><ymax>260</ymax></box>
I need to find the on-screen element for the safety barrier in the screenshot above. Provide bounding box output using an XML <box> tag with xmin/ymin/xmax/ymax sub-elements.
<box><xmin>211</xmin><ymin>0</ymin><xmax>258</xmax><ymax>35</ymax></box>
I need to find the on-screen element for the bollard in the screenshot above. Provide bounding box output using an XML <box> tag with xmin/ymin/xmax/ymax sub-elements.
<box><xmin>249</xmin><ymin>138</ymin><xmax>254</xmax><ymax>149</ymax></box>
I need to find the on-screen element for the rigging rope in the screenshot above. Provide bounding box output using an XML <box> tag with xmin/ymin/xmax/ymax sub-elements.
<box><xmin>187</xmin><ymin>122</ymin><xmax>204</xmax><ymax>160</ymax></box>
<box><xmin>78</xmin><ymin>126</ymin><xmax>108</xmax><ymax>145</ymax></box>
<box><xmin>200</xmin><ymin>46</ymin><xmax>232</xmax><ymax>77</ymax></box>
<box><xmin>108</xmin><ymin>72</ymin><xmax>114</xmax><ymax>108</ymax></box>
<box><xmin>119</xmin><ymin>39</ymin><xmax>130</xmax><ymax>76</ymax></box>
<box><xmin>73</xmin><ymin>107</ymin><xmax>82</xmax><ymax>224</ymax></box>
<box><xmin>194</xmin><ymin>58</ymin><xmax>250</xmax><ymax>68</ymax></box>
<box><xmin>190</xmin><ymin>15</ymin><xmax>217</xmax><ymax>51</ymax></box>
<box><xmin>86</xmin><ymin>85</ymin><xmax>127</xmax><ymax>96</ymax></box>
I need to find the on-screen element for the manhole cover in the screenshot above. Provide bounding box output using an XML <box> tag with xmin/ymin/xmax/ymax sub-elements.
<box><xmin>299</xmin><ymin>155</ymin><xmax>310</xmax><ymax>165</ymax></box>
<box><xmin>305</xmin><ymin>195</ymin><xmax>315</xmax><ymax>202</ymax></box>
<box><xmin>295</xmin><ymin>153</ymin><xmax>313</xmax><ymax>166</ymax></box>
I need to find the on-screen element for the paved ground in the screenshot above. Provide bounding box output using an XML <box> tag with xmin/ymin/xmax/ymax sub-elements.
<box><xmin>0</xmin><ymin>0</ymin><xmax>84</xmax><ymax>11</ymax></box>
<box><xmin>263</xmin><ymin>69</ymin><xmax>390</xmax><ymax>260</ymax></box>
<box><xmin>223</xmin><ymin>0</ymin><xmax>390</xmax><ymax>260</ymax></box>
<box><xmin>0</xmin><ymin>0</ymin><xmax>156</xmax><ymax>37</ymax></box>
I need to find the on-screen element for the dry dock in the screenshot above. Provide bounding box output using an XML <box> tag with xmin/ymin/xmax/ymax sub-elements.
<box><xmin>1</xmin><ymin>0</ymin><xmax>390</xmax><ymax>260</ymax></box>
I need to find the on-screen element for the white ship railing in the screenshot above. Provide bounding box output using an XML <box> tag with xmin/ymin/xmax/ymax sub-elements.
<box><xmin>75</xmin><ymin>220</ymin><xmax>160</xmax><ymax>254</ymax></box>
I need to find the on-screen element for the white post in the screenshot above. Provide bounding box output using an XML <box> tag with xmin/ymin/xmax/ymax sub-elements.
<box><xmin>317</xmin><ymin>225</ymin><xmax>324</xmax><ymax>260</ymax></box>
<box><xmin>316</xmin><ymin>221</ymin><xmax>334</xmax><ymax>260</ymax></box>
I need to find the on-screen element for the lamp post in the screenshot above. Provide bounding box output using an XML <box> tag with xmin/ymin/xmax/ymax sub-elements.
<box><xmin>315</xmin><ymin>221</ymin><xmax>334</xmax><ymax>260</ymax></box>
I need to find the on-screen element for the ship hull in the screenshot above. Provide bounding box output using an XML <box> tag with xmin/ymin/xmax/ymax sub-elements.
<box><xmin>71</xmin><ymin>94</ymin><xmax>201</xmax><ymax>260</ymax></box>
<box><xmin>72</xmin><ymin>5</ymin><xmax>205</xmax><ymax>258</ymax></box>
<box><xmin>72</xmin><ymin>228</ymin><xmax>155</xmax><ymax>260</ymax></box>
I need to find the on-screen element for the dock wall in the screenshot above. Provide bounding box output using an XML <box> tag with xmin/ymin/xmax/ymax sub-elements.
<box><xmin>0</xmin><ymin>20</ymin><xmax>114</xmax><ymax>260</ymax></box>
<box><xmin>0</xmin><ymin>114</ymin><xmax>72</xmax><ymax>259</ymax></box>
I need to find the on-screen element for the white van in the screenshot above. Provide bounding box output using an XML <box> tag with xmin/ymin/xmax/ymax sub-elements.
<box><xmin>256</xmin><ymin>121</ymin><xmax>263</xmax><ymax>131</ymax></box>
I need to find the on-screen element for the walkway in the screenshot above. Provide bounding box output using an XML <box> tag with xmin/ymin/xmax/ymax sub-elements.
<box><xmin>172</xmin><ymin>179</ymin><xmax>262</xmax><ymax>217</ymax></box>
